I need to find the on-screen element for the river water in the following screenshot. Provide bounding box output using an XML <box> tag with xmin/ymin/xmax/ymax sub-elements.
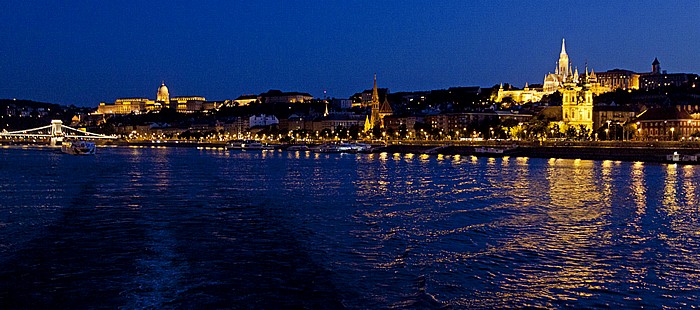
<box><xmin>1</xmin><ymin>147</ymin><xmax>699</xmax><ymax>309</ymax></box>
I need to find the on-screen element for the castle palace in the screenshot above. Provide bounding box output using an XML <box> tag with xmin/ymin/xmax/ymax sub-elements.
<box><xmin>495</xmin><ymin>39</ymin><xmax>597</xmax><ymax>132</ymax></box>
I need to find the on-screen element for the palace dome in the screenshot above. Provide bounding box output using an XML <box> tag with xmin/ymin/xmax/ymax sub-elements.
<box><xmin>157</xmin><ymin>82</ymin><xmax>170</xmax><ymax>103</ymax></box>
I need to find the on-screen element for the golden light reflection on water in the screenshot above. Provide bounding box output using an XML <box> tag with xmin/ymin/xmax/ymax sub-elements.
<box><xmin>663</xmin><ymin>164</ymin><xmax>679</xmax><ymax>213</ymax></box>
<box><xmin>477</xmin><ymin>158</ymin><xmax>616</xmax><ymax>302</ymax></box>
<box><xmin>631</xmin><ymin>162</ymin><xmax>646</xmax><ymax>216</ymax></box>
<box><xmin>517</xmin><ymin>157</ymin><xmax>528</xmax><ymax>165</ymax></box>
<box><xmin>343</xmin><ymin>153</ymin><xmax>700</xmax><ymax>306</ymax></box>
<box><xmin>683</xmin><ymin>165</ymin><xmax>696</xmax><ymax>207</ymax></box>
<box><xmin>658</xmin><ymin>163</ymin><xmax>700</xmax><ymax>291</ymax></box>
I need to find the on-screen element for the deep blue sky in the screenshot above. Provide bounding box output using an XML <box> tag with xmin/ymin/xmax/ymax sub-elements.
<box><xmin>1</xmin><ymin>1</ymin><xmax>698</xmax><ymax>106</ymax></box>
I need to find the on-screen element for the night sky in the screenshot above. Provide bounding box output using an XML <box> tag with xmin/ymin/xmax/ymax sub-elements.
<box><xmin>1</xmin><ymin>1</ymin><xmax>698</xmax><ymax>106</ymax></box>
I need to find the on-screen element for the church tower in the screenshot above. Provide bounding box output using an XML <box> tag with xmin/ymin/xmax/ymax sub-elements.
<box><xmin>652</xmin><ymin>57</ymin><xmax>661</xmax><ymax>74</ymax></box>
<box><xmin>558</xmin><ymin>38</ymin><xmax>570</xmax><ymax>79</ymax></box>
<box><xmin>561</xmin><ymin>82</ymin><xmax>593</xmax><ymax>134</ymax></box>
<box><xmin>370</xmin><ymin>74</ymin><xmax>381</xmax><ymax>129</ymax></box>
<box><xmin>378</xmin><ymin>96</ymin><xmax>393</xmax><ymax>128</ymax></box>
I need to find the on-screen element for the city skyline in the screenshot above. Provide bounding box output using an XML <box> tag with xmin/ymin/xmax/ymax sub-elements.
<box><xmin>1</xmin><ymin>1</ymin><xmax>698</xmax><ymax>106</ymax></box>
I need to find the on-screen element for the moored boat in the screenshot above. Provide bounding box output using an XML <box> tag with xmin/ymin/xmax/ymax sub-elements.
<box><xmin>286</xmin><ymin>145</ymin><xmax>310</xmax><ymax>151</ymax></box>
<box><xmin>226</xmin><ymin>139</ymin><xmax>275</xmax><ymax>150</ymax></box>
<box><xmin>666</xmin><ymin>151</ymin><xmax>700</xmax><ymax>164</ymax></box>
<box><xmin>311</xmin><ymin>142</ymin><xmax>372</xmax><ymax>153</ymax></box>
<box><xmin>61</xmin><ymin>140</ymin><xmax>96</xmax><ymax>155</ymax></box>
<box><xmin>473</xmin><ymin>145</ymin><xmax>518</xmax><ymax>156</ymax></box>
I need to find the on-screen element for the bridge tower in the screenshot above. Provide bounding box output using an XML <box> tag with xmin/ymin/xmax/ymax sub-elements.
<box><xmin>49</xmin><ymin>119</ymin><xmax>64</xmax><ymax>147</ymax></box>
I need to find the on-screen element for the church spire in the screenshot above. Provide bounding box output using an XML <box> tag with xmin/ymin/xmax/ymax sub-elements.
<box><xmin>370</xmin><ymin>74</ymin><xmax>381</xmax><ymax>129</ymax></box>
<box><xmin>560</xmin><ymin>38</ymin><xmax>567</xmax><ymax>55</ymax></box>
<box><xmin>557</xmin><ymin>39</ymin><xmax>570</xmax><ymax>78</ymax></box>
<box><xmin>372</xmin><ymin>73</ymin><xmax>378</xmax><ymax>103</ymax></box>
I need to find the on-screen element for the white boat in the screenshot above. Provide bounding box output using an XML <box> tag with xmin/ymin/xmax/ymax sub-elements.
<box><xmin>286</xmin><ymin>145</ymin><xmax>310</xmax><ymax>151</ymax></box>
<box><xmin>350</xmin><ymin>143</ymin><xmax>373</xmax><ymax>153</ymax></box>
<box><xmin>61</xmin><ymin>140</ymin><xmax>96</xmax><ymax>155</ymax></box>
<box><xmin>226</xmin><ymin>140</ymin><xmax>275</xmax><ymax>150</ymax></box>
<box><xmin>312</xmin><ymin>143</ymin><xmax>344</xmax><ymax>153</ymax></box>
<box><xmin>666</xmin><ymin>151</ymin><xmax>699</xmax><ymax>164</ymax></box>
<box><xmin>473</xmin><ymin>145</ymin><xmax>518</xmax><ymax>156</ymax></box>
<box><xmin>312</xmin><ymin>142</ymin><xmax>370</xmax><ymax>153</ymax></box>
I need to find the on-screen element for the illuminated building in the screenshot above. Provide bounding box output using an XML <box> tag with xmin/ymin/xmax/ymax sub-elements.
<box><xmin>592</xmin><ymin>105</ymin><xmax>637</xmax><ymax>131</ymax></box>
<box><xmin>260</xmin><ymin>90</ymin><xmax>313</xmax><ymax>104</ymax></box>
<box><xmin>95</xmin><ymin>83</ymin><xmax>217</xmax><ymax>115</ymax></box>
<box><xmin>233</xmin><ymin>94</ymin><xmax>259</xmax><ymax>106</ymax></box>
<box><xmin>636</xmin><ymin>107</ymin><xmax>699</xmax><ymax>140</ymax></box>
<box><xmin>96</xmin><ymin>98</ymin><xmax>152</xmax><ymax>114</ymax></box>
<box><xmin>172</xmin><ymin>96</ymin><xmax>206</xmax><ymax>113</ymax></box>
<box><xmin>543</xmin><ymin>38</ymin><xmax>571</xmax><ymax>94</ymax></box>
<box><xmin>560</xmin><ymin>73</ymin><xmax>594</xmax><ymax>132</ymax></box>
<box><xmin>595</xmin><ymin>69</ymin><xmax>640</xmax><ymax>91</ymax></box>
<box><xmin>495</xmin><ymin>38</ymin><xmax>608</xmax><ymax>104</ymax></box>
<box><xmin>369</xmin><ymin>74</ymin><xmax>381</xmax><ymax>129</ymax></box>
<box><xmin>378</xmin><ymin>97</ymin><xmax>393</xmax><ymax>128</ymax></box>
<box><xmin>425</xmin><ymin>112</ymin><xmax>499</xmax><ymax>132</ymax></box>
<box><xmin>639</xmin><ymin>58</ymin><xmax>699</xmax><ymax>90</ymax></box>
<box><xmin>383</xmin><ymin>115</ymin><xmax>423</xmax><ymax>134</ymax></box>
<box><xmin>495</xmin><ymin>83</ymin><xmax>543</xmax><ymax>104</ymax></box>
<box><xmin>249</xmin><ymin>114</ymin><xmax>279</xmax><ymax>128</ymax></box>
<box><xmin>156</xmin><ymin>82</ymin><xmax>170</xmax><ymax>104</ymax></box>
<box><xmin>367</xmin><ymin>74</ymin><xmax>394</xmax><ymax>129</ymax></box>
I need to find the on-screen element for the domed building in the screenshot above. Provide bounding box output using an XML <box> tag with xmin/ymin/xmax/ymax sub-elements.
<box><xmin>157</xmin><ymin>82</ymin><xmax>170</xmax><ymax>104</ymax></box>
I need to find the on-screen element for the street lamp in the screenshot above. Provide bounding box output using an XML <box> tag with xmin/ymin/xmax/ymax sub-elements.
<box><xmin>670</xmin><ymin>127</ymin><xmax>675</xmax><ymax>141</ymax></box>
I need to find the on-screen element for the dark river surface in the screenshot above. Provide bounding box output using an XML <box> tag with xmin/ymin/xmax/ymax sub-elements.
<box><xmin>1</xmin><ymin>146</ymin><xmax>699</xmax><ymax>309</ymax></box>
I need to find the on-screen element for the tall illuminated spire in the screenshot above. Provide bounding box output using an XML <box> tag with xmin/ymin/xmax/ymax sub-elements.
<box><xmin>558</xmin><ymin>38</ymin><xmax>569</xmax><ymax>79</ymax></box>
<box><xmin>372</xmin><ymin>73</ymin><xmax>378</xmax><ymax>104</ymax></box>
<box><xmin>370</xmin><ymin>74</ymin><xmax>381</xmax><ymax>129</ymax></box>
<box><xmin>560</xmin><ymin>38</ymin><xmax>567</xmax><ymax>56</ymax></box>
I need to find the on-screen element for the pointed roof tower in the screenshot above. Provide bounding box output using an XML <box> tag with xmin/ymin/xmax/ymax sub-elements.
<box><xmin>372</xmin><ymin>73</ymin><xmax>379</xmax><ymax>105</ymax></box>
<box><xmin>558</xmin><ymin>38</ymin><xmax>570</xmax><ymax>78</ymax></box>
<box><xmin>379</xmin><ymin>96</ymin><xmax>393</xmax><ymax>114</ymax></box>
<box><xmin>589</xmin><ymin>69</ymin><xmax>597</xmax><ymax>83</ymax></box>
<box><xmin>363</xmin><ymin>115</ymin><xmax>372</xmax><ymax>132</ymax></box>
<box><xmin>560</xmin><ymin>38</ymin><xmax>567</xmax><ymax>56</ymax></box>
<box><xmin>652</xmin><ymin>57</ymin><xmax>661</xmax><ymax>74</ymax></box>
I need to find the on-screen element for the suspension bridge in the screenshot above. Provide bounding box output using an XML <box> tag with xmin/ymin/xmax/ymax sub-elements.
<box><xmin>0</xmin><ymin>120</ymin><xmax>117</xmax><ymax>146</ymax></box>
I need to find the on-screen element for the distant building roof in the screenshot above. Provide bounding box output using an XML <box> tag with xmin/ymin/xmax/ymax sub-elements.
<box><xmin>235</xmin><ymin>94</ymin><xmax>258</xmax><ymax>100</ymax></box>
<box><xmin>593</xmin><ymin>105</ymin><xmax>637</xmax><ymax>112</ymax></box>
<box><xmin>379</xmin><ymin>98</ymin><xmax>393</xmax><ymax>113</ymax></box>
<box><xmin>260</xmin><ymin>90</ymin><xmax>313</xmax><ymax>97</ymax></box>
<box><xmin>636</xmin><ymin>107</ymin><xmax>692</xmax><ymax>121</ymax></box>
<box><xmin>601</xmin><ymin>69</ymin><xmax>638</xmax><ymax>74</ymax></box>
